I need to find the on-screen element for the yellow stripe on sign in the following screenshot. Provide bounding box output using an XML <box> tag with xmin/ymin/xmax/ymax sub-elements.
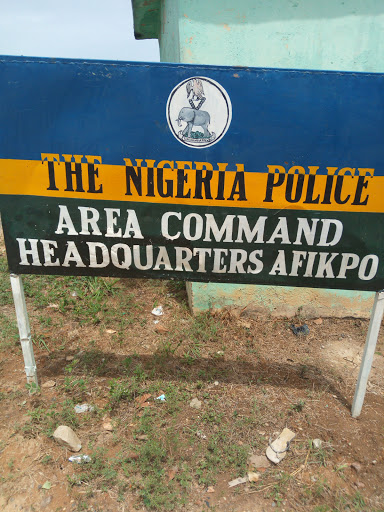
<box><xmin>0</xmin><ymin>158</ymin><xmax>383</xmax><ymax>213</ymax></box>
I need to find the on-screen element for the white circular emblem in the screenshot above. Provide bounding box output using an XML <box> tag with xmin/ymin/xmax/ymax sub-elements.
<box><xmin>166</xmin><ymin>76</ymin><xmax>232</xmax><ymax>148</ymax></box>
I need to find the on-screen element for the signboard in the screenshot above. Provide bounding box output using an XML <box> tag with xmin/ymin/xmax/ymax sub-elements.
<box><xmin>1</xmin><ymin>55</ymin><xmax>384</xmax><ymax>291</ymax></box>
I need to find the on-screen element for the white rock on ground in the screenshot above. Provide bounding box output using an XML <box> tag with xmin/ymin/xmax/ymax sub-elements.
<box><xmin>53</xmin><ymin>425</ymin><xmax>82</xmax><ymax>452</ymax></box>
<box><xmin>189</xmin><ymin>398</ymin><xmax>202</xmax><ymax>410</ymax></box>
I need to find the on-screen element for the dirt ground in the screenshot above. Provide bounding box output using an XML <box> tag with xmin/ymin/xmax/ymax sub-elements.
<box><xmin>0</xmin><ymin>252</ymin><xmax>384</xmax><ymax>511</ymax></box>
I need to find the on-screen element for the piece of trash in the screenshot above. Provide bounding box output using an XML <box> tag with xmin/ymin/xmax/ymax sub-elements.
<box><xmin>313</xmin><ymin>318</ymin><xmax>323</xmax><ymax>325</ymax></box>
<box><xmin>228</xmin><ymin>476</ymin><xmax>248</xmax><ymax>488</ymax></box>
<box><xmin>74</xmin><ymin>403</ymin><xmax>95</xmax><ymax>414</ymax></box>
<box><xmin>190</xmin><ymin>398</ymin><xmax>202</xmax><ymax>410</ymax></box>
<box><xmin>290</xmin><ymin>324</ymin><xmax>310</xmax><ymax>336</ymax></box>
<box><xmin>153</xmin><ymin>319</ymin><xmax>160</xmax><ymax>324</ymax></box>
<box><xmin>151</xmin><ymin>306</ymin><xmax>164</xmax><ymax>316</ymax></box>
<box><xmin>106</xmin><ymin>329</ymin><xmax>117</xmax><ymax>334</ymax></box>
<box><xmin>248</xmin><ymin>471</ymin><xmax>260</xmax><ymax>482</ymax></box>
<box><xmin>196</xmin><ymin>430</ymin><xmax>207</xmax><ymax>440</ymax></box>
<box><xmin>266</xmin><ymin>428</ymin><xmax>296</xmax><ymax>464</ymax></box>
<box><xmin>312</xmin><ymin>438</ymin><xmax>323</xmax><ymax>449</ymax></box>
<box><xmin>214</xmin><ymin>381</ymin><xmax>219</xmax><ymax>386</ymax></box>
<box><xmin>155</xmin><ymin>394</ymin><xmax>166</xmax><ymax>401</ymax></box>
<box><xmin>69</xmin><ymin>455</ymin><xmax>91</xmax><ymax>464</ymax></box>
<box><xmin>167</xmin><ymin>466</ymin><xmax>178</xmax><ymax>481</ymax></box>
<box><xmin>216</xmin><ymin>350</ymin><xmax>224</xmax><ymax>356</ymax></box>
<box><xmin>135</xmin><ymin>393</ymin><xmax>152</xmax><ymax>408</ymax></box>
<box><xmin>155</xmin><ymin>324</ymin><xmax>168</xmax><ymax>333</ymax></box>
<box><xmin>41</xmin><ymin>481</ymin><xmax>51</xmax><ymax>490</ymax></box>
<box><xmin>137</xmin><ymin>434</ymin><xmax>148</xmax><ymax>441</ymax></box>
<box><xmin>42</xmin><ymin>380</ymin><xmax>56</xmax><ymax>389</ymax></box>
<box><xmin>47</xmin><ymin>303</ymin><xmax>59</xmax><ymax>309</ymax></box>
<box><xmin>71</xmin><ymin>291</ymin><xmax>78</xmax><ymax>298</ymax></box>
<box><xmin>207</xmin><ymin>486</ymin><xmax>215</xmax><ymax>493</ymax></box>
<box><xmin>248</xmin><ymin>454</ymin><xmax>270</xmax><ymax>469</ymax></box>
<box><xmin>66</xmin><ymin>356</ymin><xmax>74</xmax><ymax>362</ymax></box>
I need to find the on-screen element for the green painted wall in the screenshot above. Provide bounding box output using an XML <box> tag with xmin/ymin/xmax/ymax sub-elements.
<box><xmin>159</xmin><ymin>0</ymin><xmax>384</xmax><ymax>72</ymax></box>
<box><xmin>133</xmin><ymin>0</ymin><xmax>384</xmax><ymax>316</ymax></box>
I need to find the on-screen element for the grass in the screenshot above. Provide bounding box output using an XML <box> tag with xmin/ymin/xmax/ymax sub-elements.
<box><xmin>0</xmin><ymin>248</ymin><xmax>382</xmax><ymax>512</ymax></box>
<box><xmin>22</xmin><ymin>398</ymin><xmax>81</xmax><ymax>438</ymax></box>
<box><xmin>0</xmin><ymin>311</ymin><xmax>19</xmax><ymax>351</ymax></box>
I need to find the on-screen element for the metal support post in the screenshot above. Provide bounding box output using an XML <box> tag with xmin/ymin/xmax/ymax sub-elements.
<box><xmin>352</xmin><ymin>290</ymin><xmax>384</xmax><ymax>418</ymax></box>
<box><xmin>10</xmin><ymin>273</ymin><xmax>38</xmax><ymax>385</ymax></box>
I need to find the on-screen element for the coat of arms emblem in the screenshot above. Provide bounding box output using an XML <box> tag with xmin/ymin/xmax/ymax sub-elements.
<box><xmin>166</xmin><ymin>76</ymin><xmax>232</xmax><ymax>148</ymax></box>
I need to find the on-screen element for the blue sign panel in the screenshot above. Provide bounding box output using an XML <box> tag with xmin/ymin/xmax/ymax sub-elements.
<box><xmin>0</xmin><ymin>55</ymin><xmax>383</xmax><ymax>291</ymax></box>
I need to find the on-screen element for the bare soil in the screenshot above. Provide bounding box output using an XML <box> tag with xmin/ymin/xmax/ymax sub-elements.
<box><xmin>0</xmin><ymin>271</ymin><xmax>384</xmax><ymax>512</ymax></box>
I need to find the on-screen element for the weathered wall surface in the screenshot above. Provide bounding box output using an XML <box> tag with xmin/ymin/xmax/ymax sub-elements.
<box><xmin>160</xmin><ymin>0</ymin><xmax>384</xmax><ymax>72</ymax></box>
<box><xmin>186</xmin><ymin>282</ymin><xmax>375</xmax><ymax>318</ymax></box>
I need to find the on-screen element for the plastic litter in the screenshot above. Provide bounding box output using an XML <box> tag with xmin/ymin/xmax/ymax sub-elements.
<box><xmin>69</xmin><ymin>455</ymin><xmax>92</xmax><ymax>464</ymax></box>
<box><xmin>290</xmin><ymin>324</ymin><xmax>310</xmax><ymax>336</ymax></box>
<box><xmin>151</xmin><ymin>306</ymin><xmax>164</xmax><ymax>316</ymax></box>
<box><xmin>266</xmin><ymin>428</ymin><xmax>296</xmax><ymax>464</ymax></box>
<box><xmin>74</xmin><ymin>404</ymin><xmax>95</xmax><ymax>414</ymax></box>
<box><xmin>228</xmin><ymin>476</ymin><xmax>247</xmax><ymax>487</ymax></box>
<box><xmin>155</xmin><ymin>394</ymin><xmax>166</xmax><ymax>401</ymax></box>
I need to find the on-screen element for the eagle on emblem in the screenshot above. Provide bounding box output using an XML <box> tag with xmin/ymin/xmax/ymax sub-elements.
<box><xmin>186</xmin><ymin>78</ymin><xmax>206</xmax><ymax>110</ymax></box>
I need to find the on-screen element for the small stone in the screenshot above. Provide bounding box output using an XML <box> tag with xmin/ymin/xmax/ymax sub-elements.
<box><xmin>207</xmin><ymin>486</ymin><xmax>215</xmax><ymax>493</ymax></box>
<box><xmin>313</xmin><ymin>318</ymin><xmax>323</xmax><ymax>325</ymax></box>
<box><xmin>372</xmin><ymin>460</ymin><xmax>377</xmax><ymax>465</ymax></box>
<box><xmin>126</xmin><ymin>452</ymin><xmax>139</xmax><ymax>460</ymax></box>
<box><xmin>53</xmin><ymin>425</ymin><xmax>82</xmax><ymax>452</ymax></box>
<box><xmin>356</xmin><ymin>481</ymin><xmax>365</xmax><ymax>489</ymax></box>
<box><xmin>351</xmin><ymin>462</ymin><xmax>362</xmax><ymax>473</ymax></box>
<box><xmin>214</xmin><ymin>381</ymin><xmax>219</xmax><ymax>386</ymax></box>
<box><xmin>103</xmin><ymin>421</ymin><xmax>113</xmax><ymax>431</ymax></box>
<box><xmin>313</xmin><ymin>439</ymin><xmax>323</xmax><ymax>449</ymax></box>
<box><xmin>42</xmin><ymin>380</ymin><xmax>56</xmax><ymax>389</ymax></box>
<box><xmin>190</xmin><ymin>398</ymin><xmax>202</xmax><ymax>410</ymax></box>
<box><xmin>248</xmin><ymin>454</ymin><xmax>270</xmax><ymax>469</ymax></box>
<box><xmin>137</xmin><ymin>435</ymin><xmax>148</xmax><ymax>441</ymax></box>
<box><xmin>248</xmin><ymin>471</ymin><xmax>260</xmax><ymax>482</ymax></box>
<box><xmin>40</xmin><ymin>495</ymin><xmax>52</xmax><ymax>508</ymax></box>
<box><xmin>65</xmin><ymin>356</ymin><xmax>74</xmax><ymax>362</ymax></box>
<box><xmin>155</xmin><ymin>324</ymin><xmax>168</xmax><ymax>333</ymax></box>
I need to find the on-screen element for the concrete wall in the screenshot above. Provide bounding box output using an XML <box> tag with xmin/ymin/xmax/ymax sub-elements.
<box><xmin>138</xmin><ymin>0</ymin><xmax>384</xmax><ymax>317</ymax></box>
<box><xmin>160</xmin><ymin>0</ymin><xmax>384</xmax><ymax>72</ymax></box>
